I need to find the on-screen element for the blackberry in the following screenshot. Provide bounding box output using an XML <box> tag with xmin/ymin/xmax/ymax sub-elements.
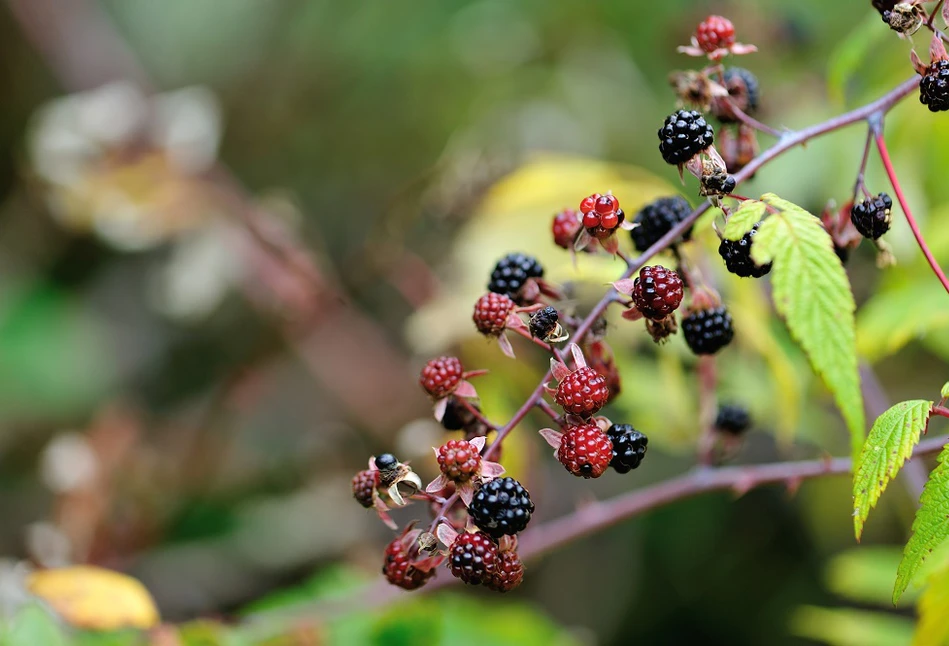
<box><xmin>555</xmin><ymin>366</ymin><xmax>610</xmax><ymax>416</ymax></box>
<box><xmin>695</xmin><ymin>15</ymin><xmax>736</xmax><ymax>53</ymax></box>
<box><xmin>718</xmin><ymin>222</ymin><xmax>772</xmax><ymax>278</ymax></box>
<box><xmin>715</xmin><ymin>404</ymin><xmax>751</xmax><ymax>435</ymax></box>
<box><xmin>606</xmin><ymin>424</ymin><xmax>648</xmax><ymax>474</ymax></box>
<box><xmin>488</xmin><ymin>253</ymin><xmax>544</xmax><ymax>300</ymax></box>
<box><xmin>419</xmin><ymin>356</ymin><xmax>464</xmax><ymax>399</ymax></box>
<box><xmin>682</xmin><ymin>306</ymin><xmax>735</xmax><ymax>355</ymax></box>
<box><xmin>448</xmin><ymin>531</ymin><xmax>498</xmax><ymax>586</ymax></box>
<box><xmin>552</xmin><ymin>209</ymin><xmax>581</xmax><ymax>249</ymax></box>
<box><xmin>436</xmin><ymin>439</ymin><xmax>481</xmax><ymax>483</ymax></box>
<box><xmin>557</xmin><ymin>424</ymin><xmax>613</xmax><ymax>478</ymax></box>
<box><xmin>383</xmin><ymin>535</ymin><xmax>434</xmax><ymax>590</ymax></box>
<box><xmin>715</xmin><ymin>68</ymin><xmax>760</xmax><ymax>124</ymax></box>
<box><xmin>630</xmin><ymin>196</ymin><xmax>694</xmax><ymax>252</ymax></box>
<box><xmin>352</xmin><ymin>469</ymin><xmax>378</xmax><ymax>508</ymax></box>
<box><xmin>658</xmin><ymin>110</ymin><xmax>714</xmax><ymax>166</ymax></box>
<box><xmin>441</xmin><ymin>397</ymin><xmax>473</xmax><ymax>431</ymax></box>
<box><xmin>529</xmin><ymin>306</ymin><xmax>559</xmax><ymax>339</ymax></box>
<box><xmin>473</xmin><ymin>292</ymin><xmax>515</xmax><ymax>337</ymax></box>
<box><xmin>631</xmin><ymin>265</ymin><xmax>684</xmax><ymax>321</ymax></box>
<box><xmin>488</xmin><ymin>550</ymin><xmax>524</xmax><ymax>593</ymax></box>
<box><xmin>469</xmin><ymin>477</ymin><xmax>534</xmax><ymax>538</ymax></box>
<box><xmin>921</xmin><ymin>60</ymin><xmax>949</xmax><ymax>112</ymax></box>
<box><xmin>850</xmin><ymin>193</ymin><xmax>893</xmax><ymax>240</ymax></box>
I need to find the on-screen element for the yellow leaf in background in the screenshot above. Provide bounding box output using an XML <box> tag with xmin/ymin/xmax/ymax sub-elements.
<box><xmin>28</xmin><ymin>565</ymin><xmax>160</xmax><ymax>631</ymax></box>
<box><xmin>915</xmin><ymin>563</ymin><xmax>949</xmax><ymax>646</ymax></box>
<box><xmin>405</xmin><ymin>154</ymin><xmax>679</xmax><ymax>354</ymax></box>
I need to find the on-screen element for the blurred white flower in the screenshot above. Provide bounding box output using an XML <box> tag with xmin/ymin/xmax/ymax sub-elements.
<box><xmin>39</xmin><ymin>432</ymin><xmax>98</xmax><ymax>494</ymax></box>
<box><xmin>25</xmin><ymin>523</ymin><xmax>72</xmax><ymax>568</ymax></box>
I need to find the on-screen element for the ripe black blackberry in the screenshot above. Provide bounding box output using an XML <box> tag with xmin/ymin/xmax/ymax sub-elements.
<box><xmin>658</xmin><ymin>110</ymin><xmax>714</xmax><ymax>165</ymax></box>
<box><xmin>529</xmin><ymin>306</ymin><xmax>559</xmax><ymax>339</ymax></box>
<box><xmin>921</xmin><ymin>60</ymin><xmax>949</xmax><ymax>112</ymax></box>
<box><xmin>448</xmin><ymin>531</ymin><xmax>498</xmax><ymax>586</ymax></box>
<box><xmin>468</xmin><ymin>477</ymin><xmax>534</xmax><ymax>538</ymax></box>
<box><xmin>351</xmin><ymin>470</ymin><xmax>378</xmax><ymax>508</ymax></box>
<box><xmin>715</xmin><ymin>68</ymin><xmax>760</xmax><ymax>124</ymax></box>
<box><xmin>682</xmin><ymin>306</ymin><xmax>734</xmax><ymax>355</ymax></box>
<box><xmin>850</xmin><ymin>193</ymin><xmax>893</xmax><ymax>240</ymax></box>
<box><xmin>487</xmin><ymin>253</ymin><xmax>544</xmax><ymax>300</ymax></box>
<box><xmin>606</xmin><ymin>424</ymin><xmax>648</xmax><ymax>474</ymax></box>
<box><xmin>715</xmin><ymin>404</ymin><xmax>751</xmax><ymax>435</ymax></box>
<box><xmin>718</xmin><ymin>222</ymin><xmax>772</xmax><ymax>278</ymax></box>
<box><xmin>630</xmin><ymin>196</ymin><xmax>694</xmax><ymax>252</ymax></box>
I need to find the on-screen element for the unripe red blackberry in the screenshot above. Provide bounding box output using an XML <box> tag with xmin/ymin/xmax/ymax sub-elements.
<box><xmin>488</xmin><ymin>253</ymin><xmax>544</xmax><ymax>300</ymax></box>
<box><xmin>555</xmin><ymin>366</ymin><xmax>610</xmax><ymax>416</ymax></box>
<box><xmin>695</xmin><ymin>15</ymin><xmax>736</xmax><ymax>53</ymax></box>
<box><xmin>682</xmin><ymin>306</ymin><xmax>734</xmax><ymax>355</ymax></box>
<box><xmin>718</xmin><ymin>222</ymin><xmax>772</xmax><ymax>278</ymax></box>
<box><xmin>488</xmin><ymin>550</ymin><xmax>525</xmax><ymax>593</ymax></box>
<box><xmin>352</xmin><ymin>469</ymin><xmax>378</xmax><ymax>508</ymax></box>
<box><xmin>606</xmin><ymin>424</ymin><xmax>648</xmax><ymax>473</ymax></box>
<box><xmin>850</xmin><ymin>193</ymin><xmax>893</xmax><ymax>240</ymax></box>
<box><xmin>552</xmin><ymin>209</ymin><xmax>582</xmax><ymax>249</ymax></box>
<box><xmin>579</xmin><ymin>193</ymin><xmax>625</xmax><ymax>239</ymax></box>
<box><xmin>715</xmin><ymin>404</ymin><xmax>751</xmax><ymax>436</ymax></box>
<box><xmin>469</xmin><ymin>477</ymin><xmax>534</xmax><ymax>538</ymax></box>
<box><xmin>920</xmin><ymin>61</ymin><xmax>949</xmax><ymax>112</ymax></box>
<box><xmin>419</xmin><ymin>356</ymin><xmax>464</xmax><ymax>399</ymax></box>
<box><xmin>473</xmin><ymin>292</ymin><xmax>515</xmax><ymax>337</ymax></box>
<box><xmin>630</xmin><ymin>196</ymin><xmax>694</xmax><ymax>252</ymax></box>
<box><xmin>631</xmin><ymin>265</ymin><xmax>684</xmax><ymax>321</ymax></box>
<box><xmin>448</xmin><ymin>531</ymin><xmax>498</xmax><ymax>586</ymax></box>
<box><xmin>557</xmin><ymin>424</ymin><xmax>613</xmax><ymax>478</ymax></box>
<box><xmin>585</xmin><ymin>341</ymin><xmax>621</xmax><ymax>403</ymax></box>
<box><xmin>658</xmin><ymin>110</ymin><xmax>714</xmax><ymax>165</ymax></box>
<box><xmin>529</xmin><ymin>306</ymin><xmax>559</xmax><ymax>339</ymax></box>
<box><xmin>383</xmin><ymin>536</ymin><xmax>434</xmax><ymax>590</ymax></box>
<box><xmin>436</xmin><ymin>439</ymin><xmax>482</xmax><ymax>483</ymax></box>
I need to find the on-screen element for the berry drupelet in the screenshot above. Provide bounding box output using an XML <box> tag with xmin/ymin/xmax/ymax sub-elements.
<box><xmin>695</xmin><ymin>15</ymin><xmax>736</xmax><ymax>53</ymax></box>
<box><xmin>607</xmin><ymin>424</ymin><xmax>648</xmax><ymax>473</ymax></box>
<box><xmin>682</xmin><ymin>305</ymin><xmax>735</xmax><ymax>355</ymax></box>
<box><xmin>719</xmin><ymin>222</ymin><xmax>772</xmax><ymax>278</ymax></box>
<box><xmin>920</xmin><ymin>60</ymin><xmax>949</xmax><ymax>112</ymax></box>
<box><xmin>557</xmin><ymin>424</ymin><xmax>613</xmax><ymax>478</ymax></box>
<box><xmin>552</xmin><ymin>209</ymin><xmax>582</xmax><ymax>249</ymax></box>
<box><xmin>383</xmin><ymin>535</ymin><xmax>435</xmax><ymax>590</ymax></box>
<box><xmin>555</xmin><ymin>366</ymin><xmax>610</xmax><ymax>416</ymax></box>
<box><xmin>448</xmin><ymin>531</ymin><xmax>499</xmax><ymax>586</ymax></box>
<box><xmin>715</xmin><ymin>404</ymin><xmax>752</xmax><ymax>436</ymax></box>
<box><xmin>631</xmin><ymin>196</ymin><xmax>694</xmax><ymax>252</ymax></box>
<box><xmin>529</xmin><ymin>306</ymin><xmax>559</xmax><ymax>339</ymax></box>
<box><xmin>468</xmin><ymin>477</ymin><xmax>534</xmax><ymax>538</ymax></box>
<box><xmin>658</xmin><ymin>110</ymin><xmax>715</xmax><ymax>165</ymax></box>
<box><xmin>850</xmin><ymin>193</ymin><xmax>893</xmax><ymax>240</ymax></box>
<box><xmin>419</xmin><ymin>356</ymin><xmax>464</xmax><ymax>399</ymax></box>
<box><xmin>631</xmin><ymin>265</ymin><xmax>684</xmax><ymax>321</ymax></box>
<box><xmin>436</xmin><ymin>439</ymin><xmax>482</xmax><ymax>483</ymax></box>
<box><xmin>352</xmin><ymin>469</ymin><xmax>378</xmax><ymax>508</ymax></box>
<box><xmin>488</xmin><ymin>253</ymin><xmax>544</xmax><ymax>300</ymax></box>
<box><xmin>473</xmin><ymin>292</ymin><xmax>516</xmax><ymax>337</ymax></box>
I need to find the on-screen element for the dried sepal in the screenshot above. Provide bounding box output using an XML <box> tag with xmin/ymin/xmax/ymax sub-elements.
<box><xmin>612</xmin><ymin>278</ymin><xmax>636</xmax><ymax>295</ymax></box>
<box><xmin>453</xmin><ymin>380</ymin><xmax>478</xmax><ymax>399</ymax></box>
<box><xmin>373</xmin><ymin>496</ymin><xmax>398</xmax><ymax>530</ymax></box>
<box><xmin>433</xmin><ymin>396</ymin><xmax>449</xmax><ymax>422</ymax></box>
<box><xmin>436</xmin><ymin>522</ymin><xmax>459</xmax><ymax>549</ymax></box>
<box><xmin>570</xmin><ymin>343</ymin><xmax>587</xmax><ymax>368</ymax></box>
<box><xmin>930</xmin><ymin>32</ymin><xmax>949</xmax><ymax>62</ymax></box>
<box><xmin>539</xmin><ymin>427</ymin><xmax>564</xmax><ymax>451</ymax></box>
<box><xmin>497</xmin><ymin>333</ymin><xmax>516</xmax><ymax>359</ymax></box>
<box><xmin>621</xmin><ymin>306</ymin><xmax>644</xmax><ymax>322</ymax></box>
<box><xmin>550</xmin><ymin>357</ymin><xmax>571</xmax><ymax>382</ymax></box>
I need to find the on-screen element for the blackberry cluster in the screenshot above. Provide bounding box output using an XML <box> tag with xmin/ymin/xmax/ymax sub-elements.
<box><xmin>715</xmin><ymin>404</ymin><xmax>751</xmax><ymax>436</ymax></box>
<box><xmin>351</xmin><ymin>469</ymin><xmax>378</xmax><ymax>508</ymax></box>
<box><xmin>555</xmin><ymin>366</ymin><xmax>610</xmax><ymax>416</ymax></box>
<box><xmin>529</xmin><ymin>305</ymin><xmax>559</xmax><ymax>339</ymax></box>
<box><xmin>383</xmin><ymin>536</ymin><xmax>433</xmax><ymax>590</ymax></box>
<box><xmin>441</xmin><ymin>397</ymin><xmax>483</xmax><ymax>434</ymax></box>
<box><xmin>682</xmin><ymin>306</ymin><xmax>734</xmax><ymax>355</ymax></box>
<box><xmin>468</xmin><ymin>477</ymin><xmax>534</xmax><ymax>538</ymax></box>
<box><xmin>631</xmin><ymin>265</ymin><xmax>684</xmax><ymax>321</ymax></box>
<box><xmin>419</xmin><ymin>356</ymin><xmax>464</xmax><ymax>399</ymax></box>
<box><xmin>557</xmin><ymin>424</ymin><xmax>613</xmax><ymax>479</ymax></box>
<box><xmin>715</xmin><ymin>67</ymin><xmax>760</xmax><ymax>123</ymax></box>
<box><xmin>850</xmin><ymin>193</ymin><xmax>893</xmax><ymax>240</ymax></box>
<box><xmin>719</xmin><ymin>222</ymin><xmax>772</xmax><ymax>278</ymax></box>
<box><xmin>488</xmin><ymin>550</ymin><xmax>524</xmax><ymax>593</ymax></box>
<box><xmin>448</xmin><ymin>532</ymin><xmax>498</xmax><ymax>586</ymax></box>
<box><xmin>921</xmin><ymin>60</ymin><xmax>949</xmax><ymax>112</ymax></box>
<box><xmin>630</xmin><ymin>196</ymin><xmax>694</xmax><ymax>252</ymax></box>
<box><xmin>658</xmin><ymin>110</ymin><xmax>714</xmax><ymax>165</ymax></box>
<box><xmin>473</xmin><ymin>292</ymin><xmax>515</xmax><ymax>337</ymax></box>
<box><xmin>488</xmin><ymin>253</ymin><xmax>544</xmax><ymax>300</ymax></box>
<box><xmin>606</xmin><ymin>424</ymin><xmax>648</xmax><ymax>473</ymax></box>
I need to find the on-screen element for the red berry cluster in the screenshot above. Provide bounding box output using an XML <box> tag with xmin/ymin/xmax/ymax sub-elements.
<box><xmin>473</xmin><ymin>292</ymin><xmax>515</xmax><ymax>337</ymax></box>
<box><xmin>695</xmin><ymin>15</ymin><xmax>735</xmax><ymax>53</ymax></box>
<box><xmin>579</xmin><ymin>193</ymin><xmax>624</xmax><ymax>239</ymax></box>
<box><xmin>419</xmin><ymin>356</ymin><xmax>464</xmax><ymax>399</ymax></box>
<box><xmin>383</xmin><ymin>534</ymin><xmax>435</xmax><ymax>591</ymax></box>
<box><xmin>557</xmin><ymin>424</ymin><xmax>613</xmax><ymax>478</ymax></box>
<box><xmin>555</xmin><ymin>366</ymin><xmax>610</xmax><ymax>416</ymax></box>
<box><xmin>437</xmin><ymin>439</ymin><xmax>482</xmax><ymax>483</ymax></box>
<box><xmin>551</xmin><ymin>209</ymin><xmax>582</xmax><ymax>249</ymax></box>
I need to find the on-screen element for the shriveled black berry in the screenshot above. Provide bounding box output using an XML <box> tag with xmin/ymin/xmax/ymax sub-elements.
<box><xmin>920</xmin><ymin>60</ymin><xmax>949</xmax><ymax>112</ymax></box>
<box><xmin>702</xmin><ymin>172</ymin><xmax>737</xmax><ymax>196</ymax></box>
<box><xmin>850</xmin><ymin>193</ymin><xmax>893</xmax><ymax>240</ymax></box>
<box><xmin>631</xmin><ymin>196</ymin><xmax>694</xmax><ymax>252</ymax></box>
<box><xmin>529</xmin><ymin>306</ymin><xmax>559</xmax><ymax>339</ymax></box>
<box><xmin>682</xmin><ymin>306</ymin><xmax>734</xmax><ymax>355</ymax></box>
<box><xmin>469</xmin><ymin>477</ymin><xmax>534</xmax><ymax>538</ymax></box>
<box><xmin>606</xmin><ymin>424</ymin><xmax>648</xmax><ymax>473</ymax></box>
<box><xmin>487</xmin><ymin>253</ymin><xmax>544</xmax><ymax>300</ymax></box>
<box><xmin>374</xmin><ymin>453</ymin><xmax>398</xmax><ymax>471</ymax></box>
<box><xmin>718</xmin><ymin>222</ymin><xmax>772</xmax><ymax>278</ymax></box>
<box><xmin>715</xmin><ymin>404</ymin><xmax>751</xmax><ymax>436</ymax></box>
<box><xmin>715</xmin><ymin>68</ymin><xmax>760</xmax><ymax>124</ymax></box>
<box><xmin>658</xmin><ymin>110</ymin><xmax>715</xmax><ymax>165</ymax></box>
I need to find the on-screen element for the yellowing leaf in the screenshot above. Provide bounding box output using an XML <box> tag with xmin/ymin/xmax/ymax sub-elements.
<box><xmin>750</xmin><ymin>194</ymin><xmax>864</xmax><ymax>461</ymax></box>
<box><xmin>853</xmin><ymin>400</ymin><xmax>933</xmax><ymax>540</ymax></box>
<box><xmin>914</xmin><ymin>563</ymin><xmax>949</xmax><ymax>646</ymax></box>
<box><xmin>895</xmin><ymin>443</ymin><xmax>949</xmax><ymax>603</ymax></box>
<box><xmin>28</xmin><ymin>565</ymin><xmax>160</xmax><ymax>630</ymax></box>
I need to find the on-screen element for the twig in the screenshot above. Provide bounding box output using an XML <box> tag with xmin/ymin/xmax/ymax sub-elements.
<box><xmin>874</xmin><ymin>131</ymin><xmax>949</xmax><ymax>296</ymax></box>
<box><xmin>852</xmin><ymin>125</ymin><xmax>875</xmax><ymax>203</ymax></box>
<box><xmin>934</xmin><ymin>405</ymin><xmax>949</xmax><ymax>419</ymax></box>
<box><xmin>536</xmin><ymin>399</ymin><xmax>563</xmax><ymax>426</ymax></box>
<box><xmin>458</xmin><ymin>398</ymin><xmax>498</xmax><ymax>431</ymax></box>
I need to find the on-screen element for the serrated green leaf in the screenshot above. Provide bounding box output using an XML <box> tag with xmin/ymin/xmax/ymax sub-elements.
<box><xmin>914</xmin><ymin>563</ymin><xmax>949</xmax><ymax>646</ymax></box>
<box><xmin>723</xmin><ymin>199</ymin><xmax>766</xmax><ymax>241</ymax></box>
<box><xmin>895</xmin><ymin>443</ymin><xmax>949</xmax><ymax>603</ymax></box>
<box><xmin>853</xmin><ymin>400</ymin><xmax>933</xmax><ymax>540</ymax></box>
<box><xmin>751</xmin><ymin>193</ymin><xmax>864</xmax><ymax>460</ymax></box>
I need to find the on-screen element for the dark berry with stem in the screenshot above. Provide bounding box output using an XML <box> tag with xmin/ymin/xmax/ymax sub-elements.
<box><xmin>715</xmin><ymin>405</ymin><xmax>751</xmax><ymax>435</ymax></box>
<box><xmin>921</xmin><ymin>60</ymin><xmax>949</xmax><ymax>112</ymax></box>
<box><xmin>719</xmin><ymin>222</ymin><xmax>772</xmax><ymax>278</ymax></box>
<box><xmin>488</xmin><ymin>253</ymin><xmax>544</xmax><ymax>300</ymax></box>
<box><xmin>631</xmin><ymin>265</ymin><xmax>684</xmax><ymax>321</ymax></box>
<box><xmin>631</xmin><ymin>196</ymin><xmax>694</xmax><ymax>252</ymax></box>
<box><xmin>682</xmin><ymin>306</ymin><xmax>734</xmax><ymax>355</ymax></box>
<box><xmin>469</xmin><ymin>477</ymin><xmax>534</xmax><ymax>538</ymax></box>
<box><xmin>448</xmin><ymin>531</ymin><xmax>498</xmax><ymax>586</ymax></box>
<box><xmin>658</xmin><ymin>110</ymin><xmax>715</xmax><ymax>165</ymax></box>
<box><xmin>606</xmin><ymin>424</ymin><xmax>648</xmax><ymax>473</ymax></box>
<box><xmin>850</xmin><ymin>193</ymin><xmax>893</xmax><ymax>240</ymax></box>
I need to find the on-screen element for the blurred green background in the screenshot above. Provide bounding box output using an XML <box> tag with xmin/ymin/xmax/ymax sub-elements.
<box><xmin>0</xmin><ymin>0</ymin><xmax>947</xmax><ymax>644</ymax></box>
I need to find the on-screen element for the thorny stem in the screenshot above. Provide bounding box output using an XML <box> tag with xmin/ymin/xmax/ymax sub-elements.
<box><xmin>725</xmin><ymin>101</ymin><xmax>785</xmax><ymax>138</ymax></box>
<box><xmin>874</xmin><ymin>131</ymin><xmax>949</xmax><ymax>295</ymax></box>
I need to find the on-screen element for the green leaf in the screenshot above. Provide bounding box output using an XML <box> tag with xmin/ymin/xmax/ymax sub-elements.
<box><xmin>722</xmin><ymin>199</ymin><xmax>765</xmax><ymax>241</ymax></box>
<box><xmin>752</xmin><ymin>194</ymin><xmax>864</xmax><ymax>460</ymax></box>
<box><xmin>853</xmin><ymin>400</ymin><xmax>934</xmax><ymax>540</ymax></box>
<box><xmin>825</xmin><ymin>547</ymin><xmax>919</xmax><ymax>606</ymax></box>
<box><xmin>790</xmin><ymin>605</ymin><xmax>913</xmax><ymax>646</ymax></box>
<box><xmin>826</xmin><ymin>13</ymin><xmax>889</xmax><ymax>105</ymax></box>
<box><xmin>856</xmin><ymin>281</ymin><xmax>949</xmax><ymax>362</ymax></box>
<box><xmin>895</xmin><ymin>443</ymin><xmax>949</xmax><ymax>603</ymax></box>
<box><xmin>942</xmin><ymin>382</ymin><xmax>949</xmax><ymax>400</ymax></box>
<box><xmin>1</xmin><ymin>604</ymin><xmax>67</xmax><ymax>646</ymax></box>
<box><xmin>914</xmin><ymin>563</ymin><xmax>949</xmax><ymax>646</ymax></box>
